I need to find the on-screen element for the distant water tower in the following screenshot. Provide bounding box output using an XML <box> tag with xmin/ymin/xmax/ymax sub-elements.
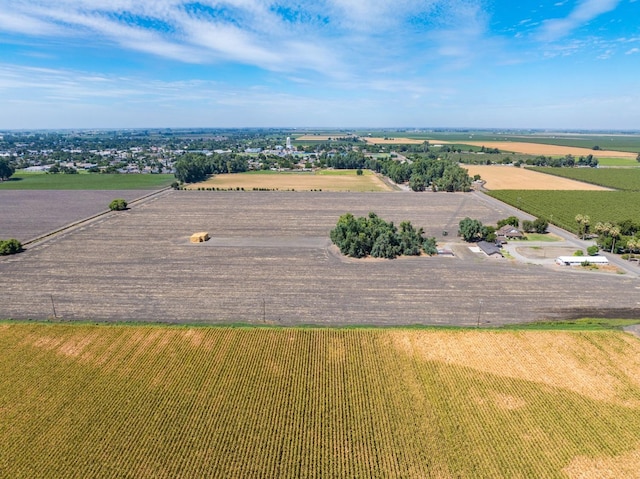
<box><xmin>286</xmin><ymin>137</ymin><xmax>292</xmax><ymax>150</ymax></box>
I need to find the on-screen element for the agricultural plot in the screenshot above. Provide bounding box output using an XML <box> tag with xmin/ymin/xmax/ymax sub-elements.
<box><xmin>0</xmin><ymin>173</ymin><xmax>175</xmax><ymax>190</ymax></box>
<box><xmin>488</xmin><ymin>190</ymin><xmax>640</xmax><ymax>234</ymax></box>
<box><xmin>459</xmin><ymin>141</ymin><xmax>636</xmax><ymax>158</ymax></box>
<box><xmin>1</xmin><ymin>191</ymin><xmax>639</xmax><ymax>325</ymax></box>
<box><xmin>2</xmin><ymin>323</ymin><xmax>640</xmax><ymax>478</ymax></box>
<box><xmin>597</xmin><ymin>157</ymin><xmax>640</xmax><ymax>167</ymax></box>
<box><xmin>187</xmin><ymin>170</ymin><xmax>392</xmax><ymax>192</ymax></box>
<box><xmin>463</xmin><ymin>165</ymin><xmax>608</xmax><ymax>190</ymax></box>
<box><xmin>363</xmin><ymin>137</ymin><xmax>427</xmax><ymax>145</ymax></box>
<box><xmin>531</xmin><ymin>167</ymin><xmax>640</xmax><ymax>191</ymax></box>
<box><xmin>0</xmin><ymin>190</ymin><xmax>161</xmax><ymax>242</ymax></box>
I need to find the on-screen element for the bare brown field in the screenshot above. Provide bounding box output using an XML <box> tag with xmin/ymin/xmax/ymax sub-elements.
<box><xmin>464</xmin><ymin>165</ymin><xmax>610</xmax><ymax>190</ymax></box>
<box><xmin>187</xmin><ymin>171</ymin><xmax>392</xmax><ymax>192</ymax></box>
<box><xmin>0</xmin><ymin>190</ymin><xmax>159</xmax><ymax>242</ymax></box>
<box><xmin>462</xmin><ymin>141</ymin><xmax>636</xmax><ymax>158</ymax></box>
<box><xmin>1</xmin><ymin>191</ymin><xmax>639</xmax><ymax>325</ymax></box>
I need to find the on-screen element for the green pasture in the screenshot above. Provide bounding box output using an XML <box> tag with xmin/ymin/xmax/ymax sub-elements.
<box><xmin>531</xmin><ymin>167</ymin><xmax>640</xmax><ymax>191</ymax></box>
<box><xmin>0</xmin><ymin>172</ymin><xmax>175</xmax><ymax>190</ymax></box>
<box><xmin>597</xmin><ymin>157</ymin><xmax>640</xmax><ymax>167</ymax></box>
<box><xmin>488</xmin><ymin>190</ymin><xmax>640</xmax><ymax>233</ymax></box>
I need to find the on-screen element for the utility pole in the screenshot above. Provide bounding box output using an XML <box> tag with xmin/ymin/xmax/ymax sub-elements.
<box><xmin>50</xmin><ymin>294</ymin><xmax>58</xmax><ymax>319</ymax></box>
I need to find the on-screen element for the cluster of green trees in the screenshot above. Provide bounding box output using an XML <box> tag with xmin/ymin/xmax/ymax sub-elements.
<box><xmin>173</xmin><ymin>152</ymin><xmax>248</xmax><ymax>183</ymax></box>
<box><xmin>371</xmin><ymin>157</ymin><xmax>472</xmax><ymax>192</ymax></box>
<box><xmin>0</xmin><ymin>158</ymin><xmax>15</xmax><ymax>181</ymax></box>
<box><xmin>0</xmin><ymin>239</ymin><xmax>23</xmax><ymax>255</ymax></box>
<box><xmin>330</xmin><ymin>212</ymin><xmax>437</xmax><ymax>259</ymax></box>
<box><xmin>47</xmin><ymin>164</ymin><xmax>78</xmax><ymax>174</ymax></box>
<box><xmin>590</xmin><ymin>218</ymin><xmax>640</xmax><ymax>254</ymax></box>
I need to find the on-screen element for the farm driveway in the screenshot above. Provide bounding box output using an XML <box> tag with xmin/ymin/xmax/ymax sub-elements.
<box><xmin>1</xmin><ymin>191</ymin><xmax>639</xmax><ymax>325</ymax></box>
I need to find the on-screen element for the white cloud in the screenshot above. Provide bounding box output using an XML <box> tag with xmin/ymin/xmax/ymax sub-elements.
<box><xmin>537</xmin><ymin>0</ymin><xmax>621</xmax><ymax>42</ymax></box>
<box><xmin>626</xmin><ymin>47</ymin><xmax>640</xmax><ymax>54</ymax></box>
<box><xmin>0</xmin><ymin>0</ymin><xmax>491</xmax><ymax>79</ymax></box>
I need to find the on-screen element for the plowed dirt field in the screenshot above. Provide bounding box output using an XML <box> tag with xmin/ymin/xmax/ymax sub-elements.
<box><xmin>1</xmin><ymin>191</ymin><xmax>638</xmax><ymax>325</ymax></box>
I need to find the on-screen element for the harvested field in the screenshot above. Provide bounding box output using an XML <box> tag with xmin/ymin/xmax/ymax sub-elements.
<box><xmin>2</xmin><ymin>323</ymin><xmax>640</xmax><ymax>478</ymax></box>
<box><xmin>1</xmin><ymin>191</ymin><xmax>639</xmax><ymax>325</ymax></box>
<box><xmin>464</xmin><ymin>165</ymin><xmax>609</xmax><ymax>190</ymax></box>
<box><xmin>0</xmin><ymin>189</ymin><xmax>161</xmax><ymax>242</ymax></box>
<box><xmin>460</xmin><ymin>141</ymin><xmax>636</xmax><ymax>158</ymax></box>
<box><xmin>187</xmin><ymin>171</ymin><xmax>392</xmax><ymax>192</ymax></box>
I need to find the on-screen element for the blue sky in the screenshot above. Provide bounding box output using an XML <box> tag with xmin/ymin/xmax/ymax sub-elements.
<box><xmin>0</xmin><ymin>0</ymin><xmax>639</xmax><ymax>129</ymax></box>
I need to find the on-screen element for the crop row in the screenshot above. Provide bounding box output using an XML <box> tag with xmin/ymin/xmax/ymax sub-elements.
<box><xmin>488</xmin><ymin>190</ymin><xmax>640</xmax><ymax>233</ymax></box>
<box><xmin>2</xmin><ymin>324</ymin><xmax>640</xmax><ymax>478</ymax></box>
<box><xmin>531</xmin><ymin>167</ymin><xmax>640</xmax><ymax>191</ymax></box>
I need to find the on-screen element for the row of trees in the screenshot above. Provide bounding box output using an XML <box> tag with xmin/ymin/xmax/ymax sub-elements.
<box><xmin>173</xmin><ymin>152</ymin><xmax>248</xmax><ymax>183</ymax></box>
<box><xmin>524</xmin><ymin>154</ymin><xmax>599</xmax><ymax>168</ymax></box>
<box><xmin>330</xmin><ymin>212</ymin><xmax>437</xmax><ymax>259</ymax></box>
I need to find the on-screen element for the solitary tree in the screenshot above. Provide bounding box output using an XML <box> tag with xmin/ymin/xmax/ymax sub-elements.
<box><xmin>0</xmin><ymin>238</ymin><xmax>23</xmax><ymax>255</ymax></box>
<box><xmin>627</xmin><ymin>238</ymin><xmax>639</xmax><ymax>259</ymax></box>
<box><xmin>533</xmin><ymin>217</ymin><xmax>549</xmax><ymax>234</ymax></box>
<box><xmin>458</xmin><ymin>217</ymin><xmax>485</xmax><ymax>242</ymax></box>
<box><xmin>609</xmin><ymin>226</ymin><xmax>621</xmax><ymax>253</ymax></box>
<box><xmin>0</xmin><ymin>158</ymin><xmax>15</xmax><ymax>181</ymax></box>
<box><xmin>575</xmin><ymin>214</ymin><xmax>590</xmax><ymax>240</ymax></box>
<box><xmin>109</xmin><ymin>198</ymin><xmax>128</xmax><ymax>211</ymax></box>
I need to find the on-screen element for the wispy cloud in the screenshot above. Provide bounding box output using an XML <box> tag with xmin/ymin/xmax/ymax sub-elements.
<box><xmin>537</xmin><ymin>0</ymin><xmax>621</xmax><ymax>42</ymax></box>
<box><xmin>0</xmin><ymin>1</ymin><xmax>490</xmax><ymax>78</ymax></box>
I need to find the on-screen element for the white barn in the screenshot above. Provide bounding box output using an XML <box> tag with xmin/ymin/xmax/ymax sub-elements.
<box><xmin>555</xmin><ymin>255</ymin><xmax>609</xmax><ymax>266</ymax></box>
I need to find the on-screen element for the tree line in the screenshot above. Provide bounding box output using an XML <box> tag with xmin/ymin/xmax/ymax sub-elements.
<box><xmin>173</xmin><ymin>152</ymin><xmax>248</xmax><ymax>183</ymax></box>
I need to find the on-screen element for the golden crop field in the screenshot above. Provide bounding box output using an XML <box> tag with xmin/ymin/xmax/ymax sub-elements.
<box><xmin>2</xmin><ymin>323</ymin><xmax>640</xmax><ymax>478</ymax></box>
<box><xmin>187</xmin><ymin>171</ymin><xmax>393</xmax><ymax>192</ymax></box>
<box><xmin>464</xmin><ymin>165</ymin><xmax>610</xmax><ymax>190</ymax></box>
<box><xmin>461</xmin><ymin>141</ymin><xmax>636</xmax><ymax>158</ymax></box>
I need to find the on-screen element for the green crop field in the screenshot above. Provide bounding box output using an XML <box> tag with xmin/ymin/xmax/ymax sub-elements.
<box><xmin>0</xmin><ymin>173</ymin><xmax>175</xmax><ymax>190</ymax></box>
<box><xmin>488</xmin><ymin>190</ymin><xmax>640</xmax><ymax>233</ymax></box>
<box><xmin>2</xmin><ymin>323</ymin><xmax>640</xmax><ymax>478</ymax></box>
<box><xmin>597</xmin><ymin>157</ymin><xmax>640</xmax><ymax>167</ymax></box>
<box><xmin>351</xmin><ymin>131</ymin><xmax>640</xmax><ymax>152</ymax></box>
<box><xmin>531</xmin><ymin>167</ymin><xmax>640</xmax><ymax>191</ymax></box>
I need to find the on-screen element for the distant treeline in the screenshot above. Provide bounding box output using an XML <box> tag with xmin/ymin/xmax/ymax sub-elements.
<box><xmin>174</xmin><ymin>150</ymin><xmax>472</xmax><ymax>192</ymax></box>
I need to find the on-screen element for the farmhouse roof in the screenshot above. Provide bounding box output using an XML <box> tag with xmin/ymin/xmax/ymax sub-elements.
<box><xmin>477</xmin><ymin>241</ymin><xmax>502</xmax><ymax>256</ymax></box>
<box><xmin>496</xmin><ymin>225</ymin><xmax>524</xmax><ymax>238</ymax></box>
